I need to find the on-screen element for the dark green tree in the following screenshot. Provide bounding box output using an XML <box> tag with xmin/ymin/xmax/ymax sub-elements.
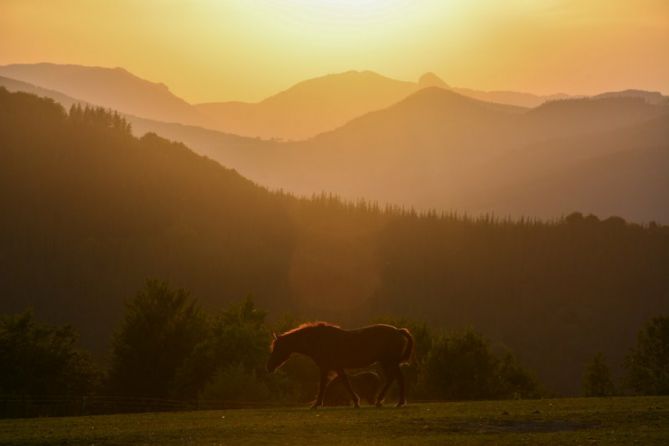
<box><xmin>0</xmin><ymin>311</ymin><xmax>97</xmax><ymax>398</ymax></box>
<box><xmin>496</xmin><ymin>351</ymin><xmax>540</xmax><ymax>399</ymax></box>
<box><xmin>421</xmin><ymin>330</ymin><xmax>496</xmax><ymax>400</ymax></box>
<box><xmin>108</xmin><ymin>280</ymin><xmax>206</xmax><ymax>398</ymax></box>
<box><xmin>420</xmin><ymin>329</ymin><xmax>538</xmax><ymax>400</ymax></box>
<box><xmin>625</xmin><ymin>316</ymin><xmax>669</xmax><ymax>395</ymax></box>
<box><xmin>173</xmin><ymin>296</ymin><xmax>270</xmax><ymax>400</ymax></box>
<box><xmin>583</xmin><ymin>353</ymin><xmax>615</xmax><ymax>396</ymax></box>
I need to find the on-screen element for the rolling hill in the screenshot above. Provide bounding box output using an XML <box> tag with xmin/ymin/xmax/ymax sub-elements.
<box><xmin>0</xmin><ymin>75</ymin><xmax>84</xmax><ymax>109</ymax></box>
<box><xmin>477</xmin><ymin>113</ymin><xmax>669</xmax><ymax>221</ymax></box>
<box><xmin>0</xmin><ymin>63</ymin><xmax>204</xmax><ymax>126</ymax></box>
<box><xmin>195</xmin><ymin>70</ymin><xmax>418</xmax><ymax>140</ymax></box>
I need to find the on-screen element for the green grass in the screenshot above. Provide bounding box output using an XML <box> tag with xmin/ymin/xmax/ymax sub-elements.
<box><xmin>0</xmin><ymin>397</ymin><xmax>667</xmax><ymax>445</ymax></box>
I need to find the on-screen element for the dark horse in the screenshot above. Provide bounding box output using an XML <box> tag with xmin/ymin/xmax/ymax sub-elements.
<box><xmin>267</xmin><ymin>322</ymin><xmax>414</xmax><ymax>408</ymax></box>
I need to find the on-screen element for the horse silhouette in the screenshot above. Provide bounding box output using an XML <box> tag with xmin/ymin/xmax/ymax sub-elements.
<box><xmin>267</xmin><ymin>322</ymin><xmax>413</xmax><ymax>408</ymax></box>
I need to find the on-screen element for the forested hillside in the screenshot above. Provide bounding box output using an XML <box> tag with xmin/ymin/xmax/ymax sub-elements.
<box><xmin>1</xmin><ymin>88</ymin><xmax>668</xmax><ymax>394</ymax></box>
<box><xmin>133</xmin><ymin>88</ymin><xmax>669</xmax><ymax>223</ymax></box>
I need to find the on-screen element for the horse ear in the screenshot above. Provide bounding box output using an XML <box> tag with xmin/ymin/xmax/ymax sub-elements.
<box><xmin>272</xmin><ymin>332</ymin><xmax>278</xmax><ymax>340</ymax></box>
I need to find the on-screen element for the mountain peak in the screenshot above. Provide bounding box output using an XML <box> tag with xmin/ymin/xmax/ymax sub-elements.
<box><xmin>418</xmin><ymin>72</ymin><xmax>448</xmax><ymax>89</ymax></box>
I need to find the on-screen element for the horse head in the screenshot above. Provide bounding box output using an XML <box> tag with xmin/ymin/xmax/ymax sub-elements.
<box><xmin>267</xmin><ymin>332</ymin><xmax>291</xmax><ymax>373</ymax></box>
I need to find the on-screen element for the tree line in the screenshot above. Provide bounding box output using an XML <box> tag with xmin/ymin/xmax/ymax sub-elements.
<box><xmin>1</xmin><ymin>280</ymin><xmax>667</xmax><ymax>417</ymax></box>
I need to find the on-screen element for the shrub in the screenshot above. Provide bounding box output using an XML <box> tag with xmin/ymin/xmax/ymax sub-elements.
<box><xmin>420</xmin><ymin>329</ymin><xmax>538</xmax><ymax>400</ymax></box>
<box><xmin>625</xmin><ymin>316</ymin><xmax>669</xmax><ymax>395</ymax></box>
<box><xmin>108</xmin><ymin>280</ymin><xmax>206</xmax><ymax>398</ymax></box>
<box><xmin>199</xmin><ymin>363</ymin><xmax>270</xmax><ymax>402</ymax></box>
<box><xmin>0</xmin><ymin>311</ymin><xmax>97</xmax><ymax>398</ymax></box>
<box><xmin>583</xmin><ymin>353</ymin><xmax>615</xmax><ymax>396</ymax></box>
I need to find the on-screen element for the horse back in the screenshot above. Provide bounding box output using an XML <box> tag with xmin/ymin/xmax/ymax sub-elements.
<box><xmin>313</xmin><ymin>324</ymin><xmax>408</xmax><ymax>369</ymax></box>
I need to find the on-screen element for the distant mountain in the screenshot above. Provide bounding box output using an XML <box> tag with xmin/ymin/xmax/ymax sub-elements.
<box><xmin>0</xmin><ymin>75</ymin><xmax>84</xmax><ymax>109</ymax></box>
<box><xmin>418</xmin><ymin>72</ymin><xmax>450</xmax><ymax>89</ymax></box>
<box><xmin>0</xmin><ymin>74</ymin><xmax>275</xmax><ymax>168</ymax></box>
<box><xmin>453</xmin><ymin>87</ymin><xmax>570</xmax><ymax>108</ymax></box>
<box><xmin>0</xmin><ymin>63</ymin><xmax>204</xmax><ymax>125</ymax></box>
<box><xmin>196</xmin><ymin>70</ymin><xmax>418</xmax><ymax>140</ymax></box>
<box><xmin>1</xmin><ymin>64</ymin><xmax>573</xmax><ymax>140</ymax></box>
<box><xmin>196</xmin><ymin>70</ymin><xmax>570</xmax><ymax>140</ymax></box>
<box><xmin>593</xmin><ymin>89</ymin><xmax>668</xmax><ymax>105</ymax></box>
<box><xmin>474</xmin><ymin>112</ymin><xmax>669</xmax><ymax>222</ymax></box>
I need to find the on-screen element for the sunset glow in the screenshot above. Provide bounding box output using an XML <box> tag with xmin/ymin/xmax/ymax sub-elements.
<box><xmin>1</xmin><ymin>0</ymin><xmax>668</xmax><ymax>102</ymax></box>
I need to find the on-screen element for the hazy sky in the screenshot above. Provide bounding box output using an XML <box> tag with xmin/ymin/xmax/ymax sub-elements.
<box><xmin>1</xmin><ymin>0</ymin><xmax>668</xmax><ymax>102</ymax></box>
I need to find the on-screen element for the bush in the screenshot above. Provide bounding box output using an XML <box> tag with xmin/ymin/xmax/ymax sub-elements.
<box><xmin>583</xmin><ymin>353</ymin><xmax>615</xmax><ymax>396</ymax></box>
<box><xmin>173</xmin><ymin>296</ymin><xmax>270</xmax><ymax>399</ymax></box>
<box><xmin>108</xmin><ymin>280</ymin><xmax>206</xmax><ymax>398</ymax></box>
<box><xmin>496</xmin><ymin>351</ymin><xmax>541</xmax><ymax>399</ymax></box>
<box><xmin>420</xmin><ymin>329</ymin><xmax>538</xmax><ymax>400</ymax></box>
<box><xmin>0</xmin><ymin>311</ymin><xmax>97</xmax><ymax>398</ymax></box>
<box><xmin>198</xmin><ymin>363</ymin><xmax>270</xmax><ymax>403</ymax></box>
<box><xmin>625</xmin><ymin>316</ymin><xmax>669</xmax><ymax>395</ymax></box>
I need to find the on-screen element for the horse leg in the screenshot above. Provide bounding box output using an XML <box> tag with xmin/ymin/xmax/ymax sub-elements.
<box><xmin>312</xmin><ymin>368</ymin><xmax>332</xmax><ymax>409</ymax></box>
<box><xmin>336</xmin><ymin>369</ymin><xmax>360</xmax><ymax>408</ymax></box>
<box><xmin>395</xmin><ymin>365</ymin><xmax>406</xmax><ymax>407</ymax></box>
<box><xmin>367</xmin><ymin>379</ymin><xmax>380</xmax><ymax>405</ymax></box>
<box><xmin>375</xmin><ymin>365</ymin><xmax>397</xmax><ymax>407</ymax></box>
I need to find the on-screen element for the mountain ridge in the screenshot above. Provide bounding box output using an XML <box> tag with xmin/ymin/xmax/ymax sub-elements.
<box><xmin>1</xmin><ymin>63</ymin><xmax>581</xmax><ymax>140</ymax></box>
<box><xmin>0</xmin><ymin>63</ymin><xmax>203</xmax><ymax>126</ymax></box>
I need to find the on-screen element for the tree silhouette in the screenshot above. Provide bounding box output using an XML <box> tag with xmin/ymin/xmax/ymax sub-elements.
<box><xmin>0</xmin><ymin>311</ymin><xmax>97</xmax><ymax>398</ymax></box>
<box><xmin>583</xmin><ymin>353</ymin><xmax>615</xmax><ymax>396</ymax></box>
<box><xmin>625</xmin><ymin>316</ymin><xmax>669</xmax><ymax>395</ymax></box>
<box><xmin>108</xmin><ymin>280</ymin><xmax>205</xmax><ymax>398</ymax></box>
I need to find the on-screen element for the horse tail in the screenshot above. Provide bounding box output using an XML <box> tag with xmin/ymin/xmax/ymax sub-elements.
<box><xmin>398</xmin><ymin>328</ymin><xmax>414</xmax><ymax>365</ymax></box>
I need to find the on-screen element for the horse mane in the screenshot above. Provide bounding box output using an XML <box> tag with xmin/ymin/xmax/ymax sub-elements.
<box><xmin>271</xmin><ymin>321</ymin><xmax>340</xmax><ymax>349</ymax></box>
<box><xmin>281</xmin><ymin>321</ymin><xmax>340</xmax><ymax>337</ymax></box>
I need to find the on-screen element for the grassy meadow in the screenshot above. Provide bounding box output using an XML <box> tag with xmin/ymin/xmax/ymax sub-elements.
<box><xmin>1</xmin><ymin>397</ymin><xmax>667</xmax><ymax>446</ymax></box>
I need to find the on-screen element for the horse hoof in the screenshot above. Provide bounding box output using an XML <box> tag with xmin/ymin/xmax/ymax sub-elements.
<box><xmin>395</xmin><ymin>401</ymin><xmax>406</xmax><ymax>408</ymax></box>
<box><xmin>375</xmin><ymin>401</ymin><xmax>384</xmax><ymax>408</ymax></box>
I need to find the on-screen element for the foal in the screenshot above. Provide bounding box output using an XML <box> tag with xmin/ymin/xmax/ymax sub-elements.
<box><xmin>326</xmin><ymin>370</ymin><xmax>380</xmax><ymax>406</ymax></box>
<box><xmin>267</xmin><ymin>322</ymin><xmax>414</xmax><ymax>408</ymax></box>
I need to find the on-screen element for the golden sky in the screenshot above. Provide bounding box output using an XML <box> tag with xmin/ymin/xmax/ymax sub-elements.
<box><xmin>1</xmin><ymin>0</ymin><xmax>668</xmax><ymax>102</ymax></box>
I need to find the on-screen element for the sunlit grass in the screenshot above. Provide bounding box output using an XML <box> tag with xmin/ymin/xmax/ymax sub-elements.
<box><xmin>1</xmin><ymin>396</ymin><xmax>667</xmax><ymax>445</ymax></box>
